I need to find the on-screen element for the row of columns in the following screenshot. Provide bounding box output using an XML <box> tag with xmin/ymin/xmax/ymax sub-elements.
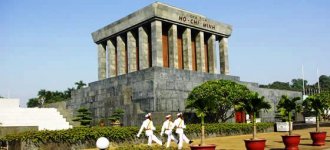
<box><xmin>97</xmin><ymin>20</ymin><xmax>229</xmax><ymax>80</ymax></box>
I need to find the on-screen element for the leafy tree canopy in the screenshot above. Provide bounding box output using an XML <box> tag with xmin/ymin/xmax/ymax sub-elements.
<box><xmin>277</xmin><ymin>95</ymin><xmax>301</xmax><ymax>117</ymax></box>
<box><xmin>302</xmin><ymin>92</ymin><xmax>330</xmax><ymax>116</ymax></box>
<box><xmin>235</xmin><ymin>92</ymin><xmax>271</xmax><ymax>140</ymax></box>
<box><xmin>27</xmin><ymin>98</ymin><xmax>39</xmax><ymax>107</ymax></box>
<box><xmin>319</xmin><ymin>75</ymin><xmax>330</xmax><ymax>91</ymax></box>
<box><xmin>236</xmin><ymin>92</ymin><xmax>271</xmax><ymax>116</ymax></box>
<box><xmin>260</xmin><ymin>81</ymin><xmax>294</xmax><ymax>91</ymax></box>
<box><xmin>186</xmin><ymin>80</ymin><xmax>251</xmax><ymax>123</ymax></box>
<box><xmin>276</xmin><ymin>95</ymin><xmax>301</xmax><ymax>135</ymax></box>
<box><xmin>26</xmin><ymin>81</ymin><xmax>84</xmax><ymax>107</ymax></box>
<box><xmin>260</xmin><ymin>75</ymin><xmax>330</xmax><ymax>92</ymax></box>
<box><xmin>291</xmin><ymin>79</ymin><xmax>308</xmax><ymax>91</ymax></box>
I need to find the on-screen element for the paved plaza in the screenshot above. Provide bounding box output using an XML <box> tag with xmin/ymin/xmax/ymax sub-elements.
<box><xmin>87</xmin><ymin>127</ymin><xmax>330</xmax><ymax>150</ymax></box>
<box><xmin>200</xmin><ymin>127</ymin><xmax>330</xmax><ymax>150</ymax></box>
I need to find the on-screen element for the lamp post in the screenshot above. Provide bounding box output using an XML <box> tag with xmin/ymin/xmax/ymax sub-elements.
<box><xmin>96</xmin><ymin>137</ymin><xmax>109</xmax><ymax>150</ymax></box>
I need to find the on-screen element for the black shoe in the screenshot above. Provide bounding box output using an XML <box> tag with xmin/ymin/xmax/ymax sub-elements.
<box><xmin>177</xmin><ymin>140</ymin><xmax>179</xmax><ymax>144</ymax></box>
<box><xmin>189</xmin><ymin>140</ymin><xmax>193</xmax><ymax>144</ymax></box>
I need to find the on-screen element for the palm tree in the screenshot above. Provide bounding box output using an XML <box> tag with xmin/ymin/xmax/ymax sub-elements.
<box><xmin>64</xmin><ymin>87</ymin><xmax>75</xmax><ymax>99</ymax></box>
<box><xmin>75</xmin><ymin>80</ymin><xmax>86</xmax><ymax>89</ymax></box>
<box><xmin>277</xmin><ymin>95</ymin><xmax>301</xmax><ymax>135</ymax></box>
<box><xmin>302</xmin><ymin>94</ymin><xmax>329</xmax><ymax>132</ymax></box>
<box><xmin>236</xmin><ymin>92</ymin><xmax>271</xmax><ymax>140</ymax></box>
<box><xmin>186</xmin><ymin>87</ymin><xmax>218</xmax><ymax>146</ymax></box>
<box><xmin>302</xmin><ymin>92</ymin><xmax>329</xmax><ymax>146</ymax></box>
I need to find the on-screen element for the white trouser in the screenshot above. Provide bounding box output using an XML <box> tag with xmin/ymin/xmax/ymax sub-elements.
<box><xmin>146</xmin><ymin>130</ymin><xmax>162</xmax><ymax>146</ymax></box>
<box><xmin>165</xmin><ymin>130</ymin><xmax>178</xmax><ymax>148</ymax></box>
<box><xmin>177</xmin><ymin>132</ymin><xmax>190</xmax><ymax>149</ymax></box>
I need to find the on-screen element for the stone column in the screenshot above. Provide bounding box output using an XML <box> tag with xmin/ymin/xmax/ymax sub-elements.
<box><xmin>195</xmin><ymin>31</ymin><xmax>205</xmax><ymax>72</ymax></box>
<box><xmin>117</xmin><ymin>35</ymin><xmax>126</xmax><ymax>75</ymax></box>
<box><xmin>107</xmin><ymin>40</ymin><xmax>116</xmax><ymax>77</ymax></box>
<box><xmin>139</xmin><ymin>26</ymin><xmax>149</xmax><ymax>70</ymax></box>
<box><xmin>151</xmin><ymin>20</ymin><xmax>163</xmax><ymax>67</ymax></box>
<box><xmin>98</xmin><ymin>43</ymin><xmax>106</xmax><ymax>80</ymax></box>
<box><xmin>182</xmin><ymin>28</ymin><xmax>192</xmax><ymax>70</ymax></box>
<box><xmin>168</xmin><ymin>24</ymin><xmax>178</xmax><ymax>69</ymax></box>
<box><xmin>208</xmin><ymin>35</ymin><xmax>217</xmax><ymax>73</ymax></box>
<box><xmin>219</xmin><ymin>37</ymin><xmax>229</xmax><ymax>75</ymax></box>
<box><xmin>127</xmin><ymin>31</ymin><xmax>137</xmax><ymax>73</ymax></box>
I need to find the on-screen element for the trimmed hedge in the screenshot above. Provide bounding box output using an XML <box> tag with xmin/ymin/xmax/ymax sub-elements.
<box><xmin>0</xmin><ymin>123</ymin><xmax>273</xmax><ymax>146</ymax></box>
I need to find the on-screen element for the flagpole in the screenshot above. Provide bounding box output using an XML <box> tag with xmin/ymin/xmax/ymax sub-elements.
<box><xmin>317</xmin><ymin>68</ymin><xmax>320</xmax><ymax>94</ymax></box>
<box><xmin>302</xmin><ymin>65</ymin><xmax>305</xmax><ymax>95</ymax></box>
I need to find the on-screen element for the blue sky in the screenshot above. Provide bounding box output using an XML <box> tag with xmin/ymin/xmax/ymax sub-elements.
<box><xmin>1</xmin><ymin>0</ymin><xmax>329</xmax><ymax>106</ymax></box>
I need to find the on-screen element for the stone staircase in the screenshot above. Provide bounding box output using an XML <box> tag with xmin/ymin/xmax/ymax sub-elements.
<box><xmin>44</xmin><ymin>101</ymin><xmax>80</xmax><ymax>127</ymax></box>
<box><xmin>0</xmin><ymin>99</ymin><xmax>72</xmax><ymax>130</ymax></box>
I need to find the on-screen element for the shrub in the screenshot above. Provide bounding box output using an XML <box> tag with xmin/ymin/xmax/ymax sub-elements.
<box><xmin>0</xmin><ymin>123</ymin><xmax>273</xmax><ymax>146</ymax></box>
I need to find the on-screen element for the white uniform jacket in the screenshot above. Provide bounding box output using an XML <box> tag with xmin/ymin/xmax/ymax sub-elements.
<box><xmin>137</xmin><ymin>119</ymin><xmax>156</xmax><ymax>136</ymax></box>
<box><xmin>173</xmin><ymin>118</ymin><xmax>186</xmax><ymax>134</ymax></box>
<box><xmin>161</xmin><ymin>120</ymin><xmax>175</xmax><ymax>135</ymax></box>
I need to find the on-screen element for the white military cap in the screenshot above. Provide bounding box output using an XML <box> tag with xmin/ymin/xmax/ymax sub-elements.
<box><xmin>177</xmin><ymin>112</ymin><xmax>182</xmax><ymax>116</ymax></box>
<box><xmin>165</xmin><ymin>114</ymin><xmax>171</xmax><ymax>118</ymax></box>
<box><xmin>145</xmin><ymin>113</ymin><xmax>151</xmax><ymax>118</ymax></box>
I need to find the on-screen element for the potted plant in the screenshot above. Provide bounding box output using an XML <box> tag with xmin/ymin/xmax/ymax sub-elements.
<box><xmin>109</xmin><ymin>109</ymin><xmax>125</xmax><ymax>126</ymax></box>
<box><xmin>186</xmin><ymin>87</ymin><xmax>219</xmax><ymax>150</ymax></box>
<box><xmin>236</xmin><ymin>92</ymin><xmax>271</xmax><ymax>150</ymax></box>
<box><xmin>302</xmin><ymin>92</ymin><xmax>329</xmax><ymax>146</ymax></box>
<box><xmin>99</xmin><ymin>118</ymin><xmax>106</xmax><ymax>127</ymax></box>
<box><xmin>277</xmin><ymin>95</ymin><xmax>301</xmax><ymax>150</ymax></box>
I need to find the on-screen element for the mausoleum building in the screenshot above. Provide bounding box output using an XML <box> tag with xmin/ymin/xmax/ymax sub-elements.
<box><xmin>93</xmin><ymin>2</ymin><xmax>230</xmax><ymax>80</ymax></box>
<box><xmin>68</xmin><ymin>2</ymin><xmax>301</xmax><ymax>126</ymax></box>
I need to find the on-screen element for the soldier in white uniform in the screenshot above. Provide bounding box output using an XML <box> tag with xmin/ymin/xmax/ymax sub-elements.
<box><xmin>160</xmin><ymin>114</ymin><xmax>178</xmax><ymax>148</ymax></box>
<box><xmin>137</xmin><ymin>113</ymin><xmax>163</xmax><ymax>146</ymax></box>
<box><xmin>174</xmin><ymin>112</ymin><xmax>193</xmax><ymax>149</ymax></box>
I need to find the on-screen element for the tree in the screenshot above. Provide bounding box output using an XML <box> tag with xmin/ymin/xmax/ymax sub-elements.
<box><xmin>291</xmin><ymin>79</ymin><xmax>307</xmax><ymax>91</ymax></box>
<box><xmin>277</xmin><ymin>95</ymin><xmax>301</xmax><ymax>135</ymax></box>
<box><xmin>27</xmin><ymin>98</ymin><xmax>39</xmax><ymax>108</ymax></box>
<box><xmin>302</xmin><ymin>92</ymin><xmax>330</xmax><ymax>132</ymax></box>
<box><xmin>268</xmin><ymin>81</ymin><xmax>291</xmax><ymax>90</ymax></box>
<box><xmin>186</xmin><ymin>80</ymin><xmax>251</xmax><ymax>123</ymax></box>
<box><xmin>186</xmin><ymin>83</ymin><xmax>219</xmax><ymax>146</ymax></box>
<box><xmin>64</xmin><ymin>88</ymin><xmax>75</xmax><ymax>99</ymax></box>
<box><xmin>75</xmin><ymin>80</ymin><xmax>86</xmax><ymax>89</ymax></box>
<box><xmin>72</xmin><ymin>107</ymin><xmax>92</xmax><ymax>127</ymax></box>
<box><xmin>109</xmin><ymin>109</ymin><xmax>125</xmax><ymax>124</ymax></box>
<box><xmin>319</xmin><ymin>75</ymin><xmax>330</xmax><ymax>91</ymax></box>
<box><xmin>0</xmin><ymin>95</ymin><xmax>3</xmax><ymax>98</ymax></box>
<box><xmin>236</xmin><ymin>92</ymin><xmax>271</xmax><ymax>140</ymax></box>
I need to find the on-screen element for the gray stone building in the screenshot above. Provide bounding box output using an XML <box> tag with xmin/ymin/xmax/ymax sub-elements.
<box><xmin>68</xmin><ymin>2</ymin><xmax>301</xmax><ymax>126</ymax></box>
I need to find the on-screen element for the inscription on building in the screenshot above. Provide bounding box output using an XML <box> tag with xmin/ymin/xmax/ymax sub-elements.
<box><xmin>178</xmin><ymin>15</ymin><xmax>216</xmax><ymax>30</ymax></box>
